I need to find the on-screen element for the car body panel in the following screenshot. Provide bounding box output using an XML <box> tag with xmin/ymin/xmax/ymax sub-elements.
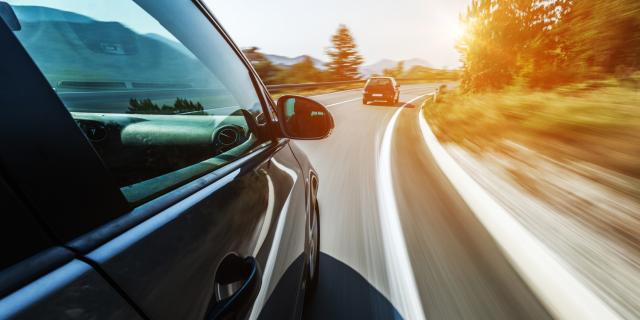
<box><xmin>0</xmin><ymin>0</ymin><xmax>320</xmax><ymax>319</ymax></box>
<box><xmin>363</xmin><ymin>77</ymin><xmax>400</xmax><ymax>103</ymax></box>
<box><xmin>0</xmin><ymin>258</ymin><xmax>141</xmax><ymax>320</ymax></box>
<box><xmin>84</xmin><ymin>142</ymin><xmax>307</xmax><ymax>319</ymax></box>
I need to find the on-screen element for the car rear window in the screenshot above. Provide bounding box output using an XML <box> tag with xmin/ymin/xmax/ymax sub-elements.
<box><xmin>366</xmin><ymin>78</ymin><xmax>392</xmax><ymax>86</ymax></box>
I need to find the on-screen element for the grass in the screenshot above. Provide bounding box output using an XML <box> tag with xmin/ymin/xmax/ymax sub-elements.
<box><xmin>424</xmin><ymin>78</ymin><xmax>640</xmax><ymax>180</ymax></box>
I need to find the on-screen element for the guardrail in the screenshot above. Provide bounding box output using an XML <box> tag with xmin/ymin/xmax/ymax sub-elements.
<box><xmin>265</xmin><ymin>78</ymin><xmax>447</xmax><ymax>92</ymax></box>
<box><xmin>266</xmin><ymin>79</ymin><xmax>365</xmax><ymax>92</ymax></box>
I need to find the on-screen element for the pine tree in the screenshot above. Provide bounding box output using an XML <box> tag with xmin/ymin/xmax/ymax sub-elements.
<box><xmin>326</xmin><ymin>25</ymin><xmax>363</xmax><ymax>81</ymax></box>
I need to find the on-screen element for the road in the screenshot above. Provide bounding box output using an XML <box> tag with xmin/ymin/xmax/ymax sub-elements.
<box><xmin>294</xmin><ymin>84</ymin><xmax>552</xmax><ymax>319</ymax></box>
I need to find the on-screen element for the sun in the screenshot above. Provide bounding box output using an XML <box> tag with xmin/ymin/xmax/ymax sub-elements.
<box><xmin>451</xmin><ymin>21</ymin><xmax>466</xmax><ymax>41</ymax></box>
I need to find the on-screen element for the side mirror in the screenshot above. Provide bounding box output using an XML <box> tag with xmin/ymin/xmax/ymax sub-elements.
<box><xmin>275</xmin><ymin>95</ymin><xmax>334</xmax><ymax>140</ymax></box>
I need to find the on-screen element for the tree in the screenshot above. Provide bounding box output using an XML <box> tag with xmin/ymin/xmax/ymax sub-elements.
<box><xmin>457</xmin><ymin>0</ymin><xmax>639</xmax><ymax>91</ymax></box>
<box><xmin>457</xmin><ymin>0</ymin><xmax>568</xmax><ymax>91</ymax></box>
<box><xmin>383</xmin><ymin>61</ymin><xmax>405</xmax><ymax>78</ymax></box>
<box><xmin>553</xmin><ymin>0</ymin><xmax>640</xmax><ymax>79</ymax></box>
<box><xmin>273</xmin><ymin>56</ymin><xmax>326</xmax><ymax>84</ymax></box>
<box><xmin>242</xmin><ymin>47</ymin><xmax>280</xmax><ymax>84</ymax></box>
<box><xmin>326</xmin><ymin>25</ymin><xmax>363</xmax><ymax>80</ymax></box>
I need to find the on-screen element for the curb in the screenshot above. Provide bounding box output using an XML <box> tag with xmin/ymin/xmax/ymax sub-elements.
<box><xmin>417</xmin><ymin>101</ymin><xmax>620</xmax><ymax>320</ymax></box>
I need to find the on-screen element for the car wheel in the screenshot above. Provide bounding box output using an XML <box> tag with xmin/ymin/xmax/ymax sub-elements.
<box><xmin>306</xmin><ymin>200</ymin><xmax>320</xmax><ymax>295</ymax></box>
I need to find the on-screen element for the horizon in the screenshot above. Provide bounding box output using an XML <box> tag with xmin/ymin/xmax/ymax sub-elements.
<box><xmin>206</xmin><ymin>0</ymin><xmax>469</xmax><ymax>69</ymax></box>
<box><xmin>258</xmin><ymin>52</ymin><xmax>440</xmax><ymax>70</ymax></box>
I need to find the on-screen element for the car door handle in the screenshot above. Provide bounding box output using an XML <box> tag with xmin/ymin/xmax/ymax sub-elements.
<box><xmin>206</xmin><ymin>254</ymin><xmax>262</xmax><ymax>320</ymax></box>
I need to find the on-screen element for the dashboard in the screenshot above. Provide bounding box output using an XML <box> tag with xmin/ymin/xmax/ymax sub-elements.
<box><xmin>72</xmin><ymin>112</ymin><xmax>250</xmax><ymax>190</ymax></box>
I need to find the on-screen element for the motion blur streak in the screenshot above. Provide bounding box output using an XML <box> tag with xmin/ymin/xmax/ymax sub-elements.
<box><xmin>252</xmin><ymin>172</ymin><xmax>276</xmax><ymax>257</ymax></box>
<box><xmin>418</xmin><ymin>104</ymin><xmax>622</xmax><ymax>320</ymax></box>
<box><xmin>376</xmin><ymin>94</ymin><xmax>431</xmax><ymax>320</ymax></box>
<box><xmin>249</xmin><ymin>159</ymin><xmax>297</xmax><ymax>320</ymax></box>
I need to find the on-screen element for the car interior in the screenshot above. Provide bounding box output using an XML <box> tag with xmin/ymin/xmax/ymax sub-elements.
<box><xmin>4</xmin><ymin>1</ymin><xmax>269</xmax><ymax>204</ymax></box>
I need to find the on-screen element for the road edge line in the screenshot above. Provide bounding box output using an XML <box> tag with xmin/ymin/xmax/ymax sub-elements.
<box><xmin>417</xmin><ymin>103</ymin><xmax>621</xmax><ymax>320</ymax></box>
<box><xmin>376</xmin><ymin>93</ymin><xmax>431</xmax><ymax>320</ymax></box>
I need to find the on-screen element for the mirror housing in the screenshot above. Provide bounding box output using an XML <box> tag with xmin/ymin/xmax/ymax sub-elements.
<box><xmin>275</xmin><ymin>95</ymin><xmax>334</xmax><ymax>140</ymax></box>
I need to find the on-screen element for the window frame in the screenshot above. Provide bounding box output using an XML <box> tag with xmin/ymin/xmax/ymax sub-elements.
<box><xmin>0</xmin><ymin>0</ymin><xmax>286</xmax><ymax>253</ymax></box>
<box><xmin>192</xmin><ymin>0</ymin><xmax>279</xmax><ymax>123</ymax></box>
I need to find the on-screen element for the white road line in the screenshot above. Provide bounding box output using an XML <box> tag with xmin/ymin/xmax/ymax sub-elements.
<box><xmin>417</xmin><ymin>102</ymin><xmax>621</xmax><ymax>320</ymax></box>
<box><xmin>324</xmin><ymin>97</ymin><xmax>361</xmax><ymax>107</ymax></box>
<box><xmin>377</xmin><ymin>93</ymin><xmax>431</xmax><ymax>320</ymax></box>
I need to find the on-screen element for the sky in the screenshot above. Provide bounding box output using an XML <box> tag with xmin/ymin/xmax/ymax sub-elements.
<box><xmin>206</xmin><ymin>0</ymin><xmax>470</xmax><ymax>68</ymax></box>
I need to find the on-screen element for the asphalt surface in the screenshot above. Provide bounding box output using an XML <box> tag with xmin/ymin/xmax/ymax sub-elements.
<box><xmin>295</xmin><ymin>84</ymin><xmax>552</xmax><ymax>319</ymax></box>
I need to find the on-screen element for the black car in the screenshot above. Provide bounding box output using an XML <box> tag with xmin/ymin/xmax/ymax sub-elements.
<box><xmin>0</xmin><ymin>0</ymin><xmax>333</xmax><ymax>319</ymax></box>
<box><xmin>362</xmin><ymin>77</ymin><xmax>400</xmax><ymax>105</ymax></box>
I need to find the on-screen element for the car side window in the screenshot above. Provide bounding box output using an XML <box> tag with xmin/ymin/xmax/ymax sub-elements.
<box><xmin>4</xmin><ymin>0</ymin><xmax>269</xmax><ymax>203</ymax></box>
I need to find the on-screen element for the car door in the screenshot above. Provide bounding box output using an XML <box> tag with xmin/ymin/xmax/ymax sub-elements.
<box><xmin>0</xmin><ymin>136</ymin><xmax>141</xmax><ymax>319</ymax></box>
<box><xmin>0</xmin><ymin>0</ymin><xmax>310</xmax><ymax>319</ymax></box>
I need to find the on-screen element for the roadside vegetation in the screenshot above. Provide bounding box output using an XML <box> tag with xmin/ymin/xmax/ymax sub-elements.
<box><xmin>424</xmin><ymin>4</ymin><xmax>640</xmax><ymax>312</ymax></box>
<box><xmin>426</xmin><ymin>0</ymin><xmax>640</xmax><ymax>182</ymax></box>
<box><xmin>427</xmin><ymin>78</ymin><xmax>640</xmax><ymax>182</ymax></box>
<box><xmin>243</xmin><ymin>24</ymin><xmax>458</xmax><ymax>95</ymax></box>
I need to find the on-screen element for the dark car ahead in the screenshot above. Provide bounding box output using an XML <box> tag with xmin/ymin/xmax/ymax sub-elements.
<box><xmin>362</xmin><ymin>77</ymin><xmax>400</xmax><ymax>105</ymax></box>
<box><xmin>0</xmin><ymin>0</ymin><xmax>333</xmax><ymax>319</ymax></box>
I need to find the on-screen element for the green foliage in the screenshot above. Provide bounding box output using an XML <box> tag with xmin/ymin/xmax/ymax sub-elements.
<box><xmin>425</xmin><ymin>78</ymin><xmax>640</xmax><ymax>177</ymax></box>
<box><xmin>326</xmin><ymin>25</ymin><xmax>364</xmax><ymax>81</ymax></box>
<box><xmin>273</xmin><ymin>56</ymin><xmax>327</xmax><ymax>84</ymax></box>
<box><xmin>242</xmin><ymin>47</ymin><xmax>280</xmax><ymax>84</ymax></box>
<box><xmin>383</xmin><ymin>61</ymin><xmax>404</xmax><ymax>78</ymax></box>
<box><xmin>458</xmin><ymin>0</ymin><xmax>640</xmax><ymax>92</ymax></box>
<box><xmin>402</xmin><ymin>65</ymin><xmax>460</xmax><ymax>81</ymax></box>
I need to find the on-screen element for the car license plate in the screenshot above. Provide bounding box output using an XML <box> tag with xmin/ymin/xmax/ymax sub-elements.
<box><xmin>372</xmin><ymin>94</ymin><xmax>383</xmax><ymax>97</ymax></box>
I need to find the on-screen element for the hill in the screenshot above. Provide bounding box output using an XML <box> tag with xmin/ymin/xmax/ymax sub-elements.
<box><xmin>264</xmin><ymin>54</ymin><xmax>326</xmax><ymax>70</ymax></box>
<box><xmin>360</xmin><ymin>58</ymin><xmax>432</xmax><ymax>77</ymax></box>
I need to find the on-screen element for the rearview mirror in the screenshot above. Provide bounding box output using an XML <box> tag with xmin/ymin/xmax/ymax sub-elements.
<box><xmin>275</xmin><ymin>95</ymin><xmax>334</xmax><ymax>140</ymax></box>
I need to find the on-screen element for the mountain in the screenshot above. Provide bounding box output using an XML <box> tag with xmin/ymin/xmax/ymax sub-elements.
<box><xmin>360</xmin><ymin>58</ymin><xmax>432</xmax><ymax>76</ymax></box>
<box><xmin>264</xmin><ymin>54</ymin><xmax>326</xmax><ymax>70</ymax></box>
<box><xmin>11</xmin><ymin>5</ymin><xmax>211</xmax><ymax>88</ymax></box>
